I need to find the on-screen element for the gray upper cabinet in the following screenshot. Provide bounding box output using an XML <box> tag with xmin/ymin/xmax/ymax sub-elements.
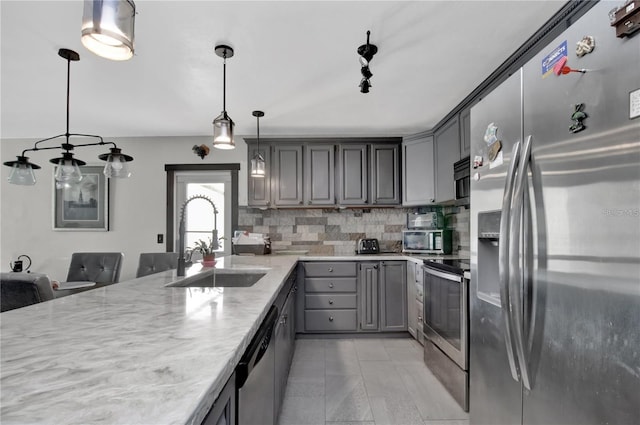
<box><xmin>370</xmin><ymin>144</ymin><xmax>400</xmax><ymax>205</ymax></box>
<box><xmin>459</xmin><ymin>108</ymin><xmax>471</xmax><ymax>158</ymax></box>
<box><xmin>337</xmin><ymin>144</ymin><xmax>368</xmax><ymax>205</ymax></box>
<box><xmin>304</xmin><ymin>144</ymin><xmax>335</xmax><ymax>206</ymax></box>
<box><xmin>434</xmin><ymin>116</ymin><xmax>461</xmax><ymax>203</ymax></box>
<box><xmin>379</xmin><ymin>261</ymin><xmax>407</xmax><ymax>332</ymax></box>
<box><xmin>402</xmin><ymin>133</ymin><xmax>435</xmax><ymax>205</ymax></box>
<box><xmin>273</xmin><ymin>145</ymin><xmax>303</xmax><ymax>206</ymax></box>
<box><xmin>247</xmin><ymin>144</ymin><xmax>271</xmax><ymax>207</ymax></box>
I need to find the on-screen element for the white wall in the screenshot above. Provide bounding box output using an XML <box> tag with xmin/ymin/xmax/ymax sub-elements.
<box><xmin>0</xmin><ymin>136</ymin><xmax>249</xmax><ymax>281</ymax></box>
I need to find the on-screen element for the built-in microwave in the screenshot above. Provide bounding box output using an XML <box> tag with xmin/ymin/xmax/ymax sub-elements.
<box><xmin>454</xmin><ymin>156</ymin><xmax>470</xmax><ymax>204</ymax></box>
<box><xmin>402</xmin><ymin>229</ymin><xmax>452</xmax><ymax>254</ymax></box>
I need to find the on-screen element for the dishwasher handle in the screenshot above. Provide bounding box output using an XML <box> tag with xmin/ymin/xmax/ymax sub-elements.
<box><xmin>236</xmin><ymin>306</ymin><xmax>279</xmax><ymax>388</ymax></box>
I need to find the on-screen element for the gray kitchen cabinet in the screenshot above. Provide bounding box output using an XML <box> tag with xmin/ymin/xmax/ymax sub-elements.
<box><xmin>370</xmin><ymin>144</ymin><xmax>400</xmax><ymax>205</ymax></box>
<box><xmin>304</xmin><ymin>144</ymin><xmax>335</xmax><ymax>206</ymax></box>
<box><xmin>272</xmin><ymin>144</ymin><xmax>303</xmax><ymax>206</ymax></box>
<box><xmin>459</xmin><ymin>108</ymin><xmax>471</xmax><ymax>158</ymax></box>
<box><xmin>247</xmin><ymin>144</ymin><xmax>271</xmax><ymax>207</ymax></box>
<box><xmin>358</xmin><ymin>262</ymin><xmax>379</xmax><ymax>331</ymax></box>
<box><xmin>402</xmin><ymin>133</ymin><xmax>435</xmax><ymax>205</ymax></box>
<box><xmin>200</xmin><ymin>371</ymin><xmax>235</xmax><ymax>425</ymax></box>
<box><xmin>300</xmin><ymin>262</ymin><xmax>358</xmax><ymax>332</ymax></box>
<box><xmin>406</xmin><ymin>261</ymin><xmax>417</xmax><ymax>339</ymax></box>
<box><xmin>337</xmin><ymin>144</ymin><xmax>368</xmax><ymax>205</ymax></box>
<box><xmin>434</xmin><ymin>116</ymin><xmax>461</xmax><ymax>203</ymax></box>
<box><xmin>379</xmin><ymin>261</ymin><xmax>407</xmax><ymax>331</ymax></box>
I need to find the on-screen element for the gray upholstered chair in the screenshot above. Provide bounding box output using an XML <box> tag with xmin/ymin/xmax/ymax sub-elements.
<box><xmin>65</xmin><ymin>252</ymin><xmax>124</xmax><ymax>284</ymax></box>
<box><xmin>136</xmin><ymin>252</ymin><xmax>179</xmax><ymax>278</ymax></box>
<box><xmin>1</xmin><ymin>272</ymin><xmax>55</xmax><ymax>312</ymax></box>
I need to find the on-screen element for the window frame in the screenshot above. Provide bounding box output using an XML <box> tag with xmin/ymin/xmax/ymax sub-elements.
<box><xmin>165</xmin><ymin>163</ymin><xmax>239</xmax><ymax>255</ymax></box>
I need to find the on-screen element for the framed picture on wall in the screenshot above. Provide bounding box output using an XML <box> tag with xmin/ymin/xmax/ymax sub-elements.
<box><xmin>53</xmin><ymin>166</ymin><xmax>109</xmax><ymax>231</ymax></box>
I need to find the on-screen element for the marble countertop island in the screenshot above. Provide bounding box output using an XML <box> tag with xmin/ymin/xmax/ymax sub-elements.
<box><xmin>0</xmin><ymin>255</ymin><xmax>299</xmax><ymax>425</ymax></box>
<box><xmin>1</xmin><ymin>252</ymin><xmax>468</xmax><ymax>424</ymax></box>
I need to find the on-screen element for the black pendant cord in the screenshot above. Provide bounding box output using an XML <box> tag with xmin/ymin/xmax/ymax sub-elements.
<box><xmin>65</xmin><ymin>53</ymin><xmax>71</xmax><ymax>148</ymax></box>
<box><xmin>222</xmin><ymin>53</ymin><xmax>227</xmax><ymax>113</ymax></box>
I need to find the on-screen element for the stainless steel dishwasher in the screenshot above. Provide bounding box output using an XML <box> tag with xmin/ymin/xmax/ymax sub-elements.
<box><xmin>236</xmin><ymin>306</ymin><xmax>278</xmax><ymax>425</ymax></box>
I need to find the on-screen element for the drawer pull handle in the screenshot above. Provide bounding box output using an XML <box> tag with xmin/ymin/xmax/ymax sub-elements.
<box><xmin>418</xmin><ymin>315</ymin><xmax>422</xmax><ymax>321</ymax></box>
<box><xmin>329</xmin><ymin>283</ymin><xmax>334</xmax><ymax>288</ymax></box>
<box><xmin>329</xmin><ymin>316</ymin><xmax>334</xmax><ymax>322</ymax></box>
<box><xmin>328</xmin><ymin>268</ymin><xmax>333</xmax><ymax>272</ymax></box>
<box><xmin>329</xmin><ymin>299</ymin><xmax>334</xmax><ymax>305</ymax></box>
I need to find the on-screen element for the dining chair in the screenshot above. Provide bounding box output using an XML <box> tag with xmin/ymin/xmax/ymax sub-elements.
<box><xmin>64</xmin><ymin>252</ymin><xmax>124</xmax><ymax>284</ymax></box>
<box><xmin>136</xmin><ymin>252</ymin><xmax>179</xmax><ymax>278</ymax></box>
<box><xmin>0</xmin><ymin>272</ymin><xmax>55</xmax><ymax>312</ymax></box>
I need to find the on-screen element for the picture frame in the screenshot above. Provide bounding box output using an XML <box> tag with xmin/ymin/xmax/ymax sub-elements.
<box><xmin>53</xmin><ymin>165</ymin><xmax>109</xmax><ymax>231</ymax></box>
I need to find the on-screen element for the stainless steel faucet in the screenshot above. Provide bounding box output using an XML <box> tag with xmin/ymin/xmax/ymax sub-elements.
<box><xmin>177</xmin><ymin>194</ymin><xmax>219</xmax><ymax>276</ymax></box>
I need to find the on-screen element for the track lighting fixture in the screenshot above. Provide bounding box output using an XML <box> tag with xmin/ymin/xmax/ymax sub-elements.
<box><xmin>3</xmin><ymin>48</ymin><xmax>134</xmax><ymax>185</ymax></box>
<box><xmin>250</xmin><ymin>111</ymin><xmax>266</xmax><ymax>178</ymax></box>
<box><xmin>81</xmin><ymin>0</ymin><xmax>136</xmax><ymax>61</ymax></box>
<box><xmin>212</xmin><ymin>44</ymin><xmax>236</xmax><ymax>150</ymax></box>
<box><xmin>357</xmin><ymin>30</ymin><xmax>377</xmax><ymax>94</ymax></box>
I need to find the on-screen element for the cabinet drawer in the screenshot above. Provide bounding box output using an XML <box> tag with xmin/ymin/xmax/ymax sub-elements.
<box><xmin>305</xmin><ymin>294</ymin><xmax>357</xmax><ymax>309</ymax></box>
<box><xmin>305</xmin><ymin>277</ymin><xmax>357</xmax><ymax>293</ymax></box>
<box><xmin>304</xmin><ymin>262</ymin><xmax>356</xmax><ymax>277</ymax></box>
<box><xmin>305</xmin><ymin>310</ymin><xmax>357</xmax><ymax>331</ymax></box>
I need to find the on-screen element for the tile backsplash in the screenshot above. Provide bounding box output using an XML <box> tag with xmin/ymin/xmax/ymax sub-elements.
<box><xmin>238</xmin><ymin>205</ymin><xmax>470</xmax><ymax>257</ymax></box>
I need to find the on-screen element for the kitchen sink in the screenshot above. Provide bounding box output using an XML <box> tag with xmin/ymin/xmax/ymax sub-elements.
<box><xmin>166</xmin><ymin>272</ymin><xmax>267</xmax><ymax>288</ymax></box>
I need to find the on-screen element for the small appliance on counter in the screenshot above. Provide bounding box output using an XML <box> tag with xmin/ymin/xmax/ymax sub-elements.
<box><xmin>356</xmin><ymin>238</ymin><xmax>380</xmax><ymax>254</ymax></box>
<box><xmin>407</xmin><ymin>212</ymin><xmax>444</xmax><ymax>229</ymax></box>
<box><xmin>231</xmin><ymin>232</ymin><xmax>271</xmax><ymax>255</ymax></box>
<box><xmin>402</xmin><ymin>229</ymin><xmax>452</xmax><ymax>254</ymax></box>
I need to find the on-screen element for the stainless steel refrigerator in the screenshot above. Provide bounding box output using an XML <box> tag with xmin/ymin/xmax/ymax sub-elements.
<box><xmin>469</xmin><ymin>2</ymin><xmax>640</xmax><ymax>424</ymax></box>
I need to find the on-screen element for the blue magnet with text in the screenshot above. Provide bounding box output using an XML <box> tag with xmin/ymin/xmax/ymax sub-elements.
<box><xmin>541</xmin><ymin>40</ymin><xmax>567</xmax><ymax>78</ymax></box>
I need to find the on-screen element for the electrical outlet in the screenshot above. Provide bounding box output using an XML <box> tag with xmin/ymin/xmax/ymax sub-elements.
<box><xmin>157</xmin><ymin>234</ymin><xmax>164</xmax><ymax>244</ymax></box>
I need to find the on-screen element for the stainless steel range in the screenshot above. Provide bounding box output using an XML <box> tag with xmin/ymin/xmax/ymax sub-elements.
<box><xmin>422</xmin><ymin>258</ymin><xmax>469</xmax><ymax>412</ymax></box>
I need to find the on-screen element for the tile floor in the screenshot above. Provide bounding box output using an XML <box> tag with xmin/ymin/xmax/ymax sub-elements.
<box><xmin>277</xmin><ymin>337</ymin><xmax>469</xmax><ymax>425</ymax></box>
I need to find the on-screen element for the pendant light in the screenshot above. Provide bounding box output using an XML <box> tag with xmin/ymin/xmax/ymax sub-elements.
<box><xmin>3</xmin><ymin>48</ymin><xmax>134</xmax><ymax>185</ymax></box>
<box><xmin>250</xmin><ymin>111</ymin><xmax>266</xmax><ymax>178</ymax></box>
<box><xmin>81</xmin><ymin>0</ymin><xmax>136</xmax><ymax>61</ymax></box>
<box><xmin>212</xmin><ymin>44</ymin><xmax>235</xmax><ymax>150</ymax></box>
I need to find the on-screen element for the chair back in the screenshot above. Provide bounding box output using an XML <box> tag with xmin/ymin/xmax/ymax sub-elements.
<box><xmin>1</xmin><ymin>272</ymin><xmax>55</xmax><ymax>312</ymax></box>
<box><xmin>136</xmin><ymin>252</ymin><xmax>179</xmax><ymax>278</ymax></box>
<box><xmin>66</xmin><ymin>252</ymin><xmax>124</xmax><ymax>283</ymax></box>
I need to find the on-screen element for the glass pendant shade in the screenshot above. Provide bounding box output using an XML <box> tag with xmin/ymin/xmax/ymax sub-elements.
<box><xmin>250</xmin><ymin>154</ymin><xmax>266</xmax><ymax>178</ymax></box>
<box><xmin>81</xmin><ymin>0</ymin><xmax>136</xmax><ymax>61</ymax></box>
<box><xmin>212</xmin><ymin>112</ymin><xmax>235</xmax><ymax>149</ymax></box>
<box><xmin>51</xmin><ymin>153</ymin><xmax>84</xmax><ymax>183</ymax></box>
<box><xmin>5</xmin><ymin>156</ymin><xmax>39</xmax><ymax>185</ymax></box>
<box><xmin>99</xmin><ymin>147</ymin><xmax>133</xmax><ymax>178</ymax></box>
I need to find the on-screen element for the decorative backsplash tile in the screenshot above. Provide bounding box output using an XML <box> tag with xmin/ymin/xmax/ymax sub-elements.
<box><xmin>238</xmin><ymin>205</ymin><xmax>470</xmax><ymax>257</ymax></box>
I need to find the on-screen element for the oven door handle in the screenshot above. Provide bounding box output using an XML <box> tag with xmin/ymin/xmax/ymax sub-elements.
<box><xmin>423</xmin><ymin>266</ymin><xmax>462</xmax><ymax>282</ymax></box>
<box><xmin>499</xmin><ymin>140</ymin><xmax>521</xmax><ymax>383</ymax></box>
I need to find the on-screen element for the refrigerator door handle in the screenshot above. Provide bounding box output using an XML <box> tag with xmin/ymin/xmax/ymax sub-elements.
<box><xmin>509</xmin><ymin>134</ymin><xmax>533</xmax><ymax>391</ymax></box>
<box><xmin>499</xmin><ymin>140</ymin><xmax>522</xmax><ymax>383</ymax></box>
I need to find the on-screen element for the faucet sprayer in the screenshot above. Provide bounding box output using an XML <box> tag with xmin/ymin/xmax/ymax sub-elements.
<box><xmin>177</xmin><ymin>194</ymin><xmax>218</xmax><ymax>276</ymax></box>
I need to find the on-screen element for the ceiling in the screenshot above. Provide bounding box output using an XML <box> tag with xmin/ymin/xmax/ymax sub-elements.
<box><xmin>0</xmin><ymin>1</ymin><xmax>566</xmax><ymax>140</ymax></box>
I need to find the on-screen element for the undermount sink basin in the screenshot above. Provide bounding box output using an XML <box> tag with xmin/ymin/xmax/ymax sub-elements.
<box><xmin>166</xmin><ymin>272</ymin><xmax>267</xmax><ymax>288</ymax></box>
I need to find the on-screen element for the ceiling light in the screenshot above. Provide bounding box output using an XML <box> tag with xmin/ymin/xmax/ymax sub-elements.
<box><xmin>357</xmin><ymin>30</ymin><xmax>377</xmax><ymax>94</ymax></box>
<box><xmin>212</xmin><ymin>44</ymin><xmax>235</xmax><ymax>150</ymax></box>
<box><xmin>2</xmin><ymin>48</ymin><xmax>134</xmax><ymax>185</ymax></box>
<box><xmin>250</xmin><ymin>111</ymin><xmax>266</xmax><ymax>178</ymax></box>
<box><xmin>81</xmin><ymin>0</ymin><xmax>136</xmax><ymax>61</ymax></box>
